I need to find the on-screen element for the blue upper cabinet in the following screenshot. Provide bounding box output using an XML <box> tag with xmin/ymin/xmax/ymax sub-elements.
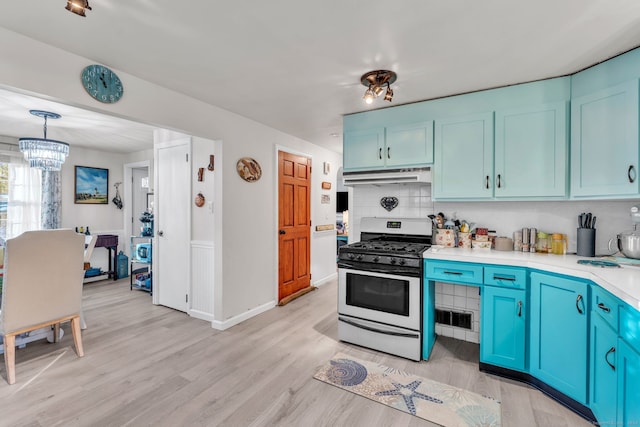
<box><xmin>570</xmin><ymin>79</ymin><xmax>639</xmax><ymax>198</ymax></box>
<box><xmin>434</xmin><ymin>112</ymin><xmax>494</xmax><ymax>200</ymax></box>
<box><xmin>343</xmin><ymin>128</ymin><xmax>385</xmax><ymax>171</ymax></box>
<box><xmin>385</xmin><ymin>121</ymin><xmax>434</xmax><ymax>167</ymax></box>
<box><xmin>343</xmin><ymin>111</ymin><xmax>434</xmax><ymax>172</ymax></box>
<box><xmin>494</xmin><ymin>102</ymin><xmax>568</xmax><ymax>199</ymax></box>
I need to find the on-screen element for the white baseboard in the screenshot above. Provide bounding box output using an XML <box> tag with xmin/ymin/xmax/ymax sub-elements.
<box><xmin>312</xmin><ymin>271</ymin><xmax>337</xmax><ymax>287</ymax></box>
<box><xmin>190</xmin><ymin>309</ymin><xmax>214</xmax><ymax>323</ymax></box>
<box><xmin>211</xmin><ymin>300</ymin><xmax>276</xmax><ymax>331</ymax></box>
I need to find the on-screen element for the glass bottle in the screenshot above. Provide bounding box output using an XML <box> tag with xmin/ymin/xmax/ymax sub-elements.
<box><xmin>536</xmin><ymin>231</ymin><xmax>549</xmax><ymax>253</ymax></box>
<box><xmin>552</xmin><ymin>233</ymin><xmax>566</xmax><ymax>255</ymax></box>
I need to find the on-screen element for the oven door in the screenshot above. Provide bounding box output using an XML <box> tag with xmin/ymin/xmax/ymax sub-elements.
<box><xmin>338</xmin><ymin>266</ymin><xmax>421</xmax><ymax>331</ymax></box>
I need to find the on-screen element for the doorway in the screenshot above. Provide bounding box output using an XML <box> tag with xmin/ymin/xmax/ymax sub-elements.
<box><xmin>277</xmin><ymin>150</ymin><xmax>311</xmax><ymax>304</ymax></box>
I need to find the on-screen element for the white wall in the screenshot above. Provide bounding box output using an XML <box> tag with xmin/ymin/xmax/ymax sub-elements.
<box><xmin>351</xmin><ymin>183</ymin><xmax>640</xmax><ymax>256</ymax></box>
<box><xmin>0</xmin><ymin>27</ymin><xmax>342</xmax><ymax>326</ymax></box>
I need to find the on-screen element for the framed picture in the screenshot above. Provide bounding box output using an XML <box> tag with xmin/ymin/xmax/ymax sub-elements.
<box><xmin>74</xmin><ymin>166</ymin><xmax>109</xmax><ymax>204</ymax></box>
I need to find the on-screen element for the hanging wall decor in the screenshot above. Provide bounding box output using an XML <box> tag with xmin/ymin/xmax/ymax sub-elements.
<box><xmin>195</xmin><ymin>192</ymin><xmax>205</xmax><ymax>207</ymax></box>
<box><xmin>112</xmin><ymin>182</ymin><xmax>123</xmax><ymax>209</ymax></box>
<box><xmin>208</xmin><ymin>155</ymin><xmax>215</xmax><ymax>171</ymax></box>
<box><xmin>380</xmin><ymin>196</ymin><xmax>399</xmax><ymax>211</ymax></box>
<box><xmin>75</xmin><ymin>166</ymin><xmax>108</xmax><ymax>204</ymax></box>
<box><xmin>197</xmin><ymin>167</ymin><xmax>204</xmax><ymax>182</ymax></box>
<box><xmin>236</xmin><ymin>157</ymin><xmax>262</xmax><ymax>182</ymax></box>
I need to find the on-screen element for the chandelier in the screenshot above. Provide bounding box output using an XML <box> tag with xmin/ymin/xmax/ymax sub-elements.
<box><xmin>19</xmin><ymin>110</ymin><xmax>70</xmax><ymax>171</ymax></box>
<box><xmin>361</xmin><ymin>70</ymin><xmax>397</xmax><ymax>104</ymax></box>
<box><xmin>65</xmin><ymin>0</ymin><xmax>92</xmax><ymax>17</ymax></box>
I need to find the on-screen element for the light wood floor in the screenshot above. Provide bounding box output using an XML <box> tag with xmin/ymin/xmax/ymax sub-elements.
<box><xmin>0</xmin><ymin>277</ymin><xmax>592</xmax><ymax>427</ymax></box>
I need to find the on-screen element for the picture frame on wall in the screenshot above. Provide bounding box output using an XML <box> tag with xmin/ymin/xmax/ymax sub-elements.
<box><xmin>74</xmin><ymin>166</ymin><xmax>109</xmax><ymax>204</ymax></box>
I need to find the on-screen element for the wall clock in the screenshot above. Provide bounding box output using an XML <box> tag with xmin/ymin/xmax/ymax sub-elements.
<box><xmin>81</xmin><ymin>64</ymin><xmax>124</xmax><ymax>103</ymax></box>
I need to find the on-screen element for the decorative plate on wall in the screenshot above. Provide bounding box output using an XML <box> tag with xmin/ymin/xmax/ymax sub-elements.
<box><xmin>236</xmin><ymin>157</ymin><xmax>262</xmax><ymax>182</ymax></box>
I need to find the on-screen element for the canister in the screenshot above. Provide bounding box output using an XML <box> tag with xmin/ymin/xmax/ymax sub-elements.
<box><xmin>513</xmin><ymin>230</ymin><xmax>523</xmax><ymax>251</ymax></box>
<box><xmin>551</xmin><ymin>233</ymin><xmax>566</xmax><ymax>255</ymax></box>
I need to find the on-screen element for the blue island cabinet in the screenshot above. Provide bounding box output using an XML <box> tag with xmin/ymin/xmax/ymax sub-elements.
<box><xmin>529</xmin><ymin>271</ymin><xmax>589</xmax><ymax>405</ymax></box>
<box><xmin>589</xmin><ymin>312</ymin><xmax>619</xmax><ymax>424</ymax></box>
<box><xmin>480</xmin><ymin>285</ymin><xmax>526</xmax><ymax>372</ymax></box>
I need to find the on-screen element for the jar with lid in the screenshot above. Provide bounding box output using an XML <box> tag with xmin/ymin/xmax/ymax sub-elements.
<box><xmin>551</xmin><ymin>233</ymin><xmax>566</xmax><ymax>255</ymax></box>
<box><xmin>536</xmin><ymin>231</ymin><xmax>549</xmax><ymax>253</ymax></box>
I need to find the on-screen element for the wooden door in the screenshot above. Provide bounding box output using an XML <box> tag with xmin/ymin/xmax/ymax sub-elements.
<box><xmin>278</xmin><ymin>151</ymin><xmax>311</xmax><ymax>303</ymax></box>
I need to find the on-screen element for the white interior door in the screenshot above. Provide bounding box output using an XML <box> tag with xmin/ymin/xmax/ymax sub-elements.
<box><xmin>155</xmin><ymin>140</ymin><xmax>190</xmax><ymax>312</ymax></box>
<box><xmin>132</xmin><ymin>167</ymin><xmax>148</xmax><ymax>233</ymax></box>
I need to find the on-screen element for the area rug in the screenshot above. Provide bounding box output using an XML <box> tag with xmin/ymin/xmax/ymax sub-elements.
<box><xmin>314</xmin><ymin>352</ymin><xmax>501</xmax><ymax>427</ymax></box>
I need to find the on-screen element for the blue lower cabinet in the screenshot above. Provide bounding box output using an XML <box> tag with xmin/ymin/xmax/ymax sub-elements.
<box><xmin>618</xmin><ymin>337</ymin><xmax>640</xmax><ymax>426</ymax></box>
<box><xmin>530</xmin><ymin>272</ymin><xmax>589</xmax><ymax>405</ymax></box>
<box><xmin>590</xmin><ymin>313</ymin><xmax>618</xmax><ymax>425</ymax></box>
<box><xmin>480</xmin><ymin>285</ymin><xmax>526</xmax><ymax>371</ymax></box>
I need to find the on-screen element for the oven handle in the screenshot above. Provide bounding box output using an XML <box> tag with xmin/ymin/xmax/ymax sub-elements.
<box><xmin>337</xmin><ymin>263</ymin><xmax>421</xmax><ymax>277</ymax></box>
<box><xmin>339</xmin><ymin>317</ymin><xmax>420</xmax><ymax>339</ymax></box>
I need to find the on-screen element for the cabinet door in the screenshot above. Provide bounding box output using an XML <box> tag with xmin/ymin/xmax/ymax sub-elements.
<box><xmin>590</xmin><ymin>313</ymin><xmax>618</xmax><ymax>425</ymax></box>
<box><xmin>530</xmin><ymin>272</ymin><xmax>589</xmax><ymax>404</ymax></box>
<box><xmin>385</xmin><ymin>121</ymin><xmax>434</xmax><ymax>167</ymax></box>
<box><xmin>495</xmin><ymin>102</ymin><xmax>568</xmax><ymax>198</ymax></box>
<box><xmin>480</xmin><ymin>286</ymin><xmax>526</xmax><ymax>371</ymax></box>
<box><xmin>343</xmin><ymin>128</ymin><xmax>385</xmax><ymax>171</ymax></box>
<box><xmin>434</xmin><ymin>113</ymin><xmax>494</xmax><ymax>200</ymax></box>
<box><xmin>617</xmin><ymin>339</ymin><xmax>640</xmax><ymax>427</ymax></box>
<box><xmin>571</xmin><ymin>80</ymin><xmax>639</xmax><ymax>198</ymax></box>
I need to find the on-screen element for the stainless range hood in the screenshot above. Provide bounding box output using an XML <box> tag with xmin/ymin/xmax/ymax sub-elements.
<box><xmin>343</xmin><ymin>167</ymin><xmax>431</xmax><ymax>186</ymax></box>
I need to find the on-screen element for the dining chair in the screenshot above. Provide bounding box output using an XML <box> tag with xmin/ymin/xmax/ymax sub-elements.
<box><xmin>0</xmin><ymin>229</ymin><xmax>86</xmax><ymax>385</ymax></box>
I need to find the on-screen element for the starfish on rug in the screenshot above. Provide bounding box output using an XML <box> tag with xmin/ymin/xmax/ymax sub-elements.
<box><xmin>375</xmin><ymin>380</ymin><xmax>443</xmax><ymax>415</ymax></box>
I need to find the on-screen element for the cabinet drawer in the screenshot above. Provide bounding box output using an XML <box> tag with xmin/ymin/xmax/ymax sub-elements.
<box><xmin>425</xmin><ymin>260</ymin><xmax>483</xmax><ymax>285</ymax></box>
<box><xmin>484</xmin><ymin>266</ymin><xmax>527</xmax><ymax>289</ymax></box>
<box><xmin>620</xmin><ymin>303</ymin><xmax>640</xmax><ymax>353</ymax></box>
<box><xmin>591</xmin><ymin>285</ymin><xmax>619</xmax><ymax>331</ymax></box>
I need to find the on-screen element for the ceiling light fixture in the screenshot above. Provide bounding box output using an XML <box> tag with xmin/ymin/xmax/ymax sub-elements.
<box><xmin>361</xmin><ymin>70</ymin><xmax>397</xmax><ymax>104</ymax></box>
<box><xmin>19</xmin><ymin>110</ymin><xmax>70</xmax><ymax>171</ymax></box>
<box><xmin>65</xmin><ymin>0</ymin><xmax>92</xmax><ymax>17</ymax></box>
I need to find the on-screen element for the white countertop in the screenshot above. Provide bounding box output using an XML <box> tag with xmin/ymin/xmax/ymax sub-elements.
<box><xmin>424</xmin><ymin>246</ymin><xmax>640</xmax><ymax>311</ymax></box>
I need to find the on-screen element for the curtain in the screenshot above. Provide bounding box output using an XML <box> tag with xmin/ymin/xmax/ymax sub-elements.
<box><xmin>6</xmin><ymin>159</ymin><xmax>42</xmax><ymax>239</ymax></box>
<box><xmin>41</xmin><ymin>170</ymin><xmax>62</xmax><ymax>230</ymax></box>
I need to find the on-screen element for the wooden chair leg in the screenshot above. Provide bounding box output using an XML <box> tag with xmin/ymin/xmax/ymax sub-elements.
<box><xmin>70</xmin><ymin>316</ymin><xmax>84</xmax><ymax>357</ymax></box>
<box><xmin>4</xmin><ymin>334</ymin><xmax>16</xmax><ymax>385</ymax></box>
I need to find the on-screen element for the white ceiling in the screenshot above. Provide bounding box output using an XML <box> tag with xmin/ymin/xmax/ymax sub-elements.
<box><xmin>1</xmin><ymin>0</ymin><xmax>640</xmax><ymax>154</ymax></box>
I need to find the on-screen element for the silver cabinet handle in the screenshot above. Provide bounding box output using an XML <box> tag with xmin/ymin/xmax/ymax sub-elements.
<box><xmin>628</xmin><ymin>165</ymin><xmax>636</xmax><ymax>183</ymax></box>
<box><xmin>158</xmin><ymin>230</ymin><xmax>164</xmax><ymax>237</ymax></box>
<box><xmin>387</xmin><ymin>147</ymin><xmax>391</xmax><ymax>159</ymax></box>
<box><xmin>378</xmin><ymin>148</ymin><xmax>382</xmax><ymax>160</ymax></box>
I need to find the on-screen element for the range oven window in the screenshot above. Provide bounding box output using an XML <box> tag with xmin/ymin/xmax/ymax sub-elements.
<box><xmin>345</xmin><ymin>272</ymin><xmax>410</xmax><ymax>316</ymax></box>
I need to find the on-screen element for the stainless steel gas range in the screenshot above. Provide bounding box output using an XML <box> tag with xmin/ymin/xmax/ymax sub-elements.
<box><xmin>337</xmin><ymin>217</ymin><xmax>432</xmax><ymax>361</ymax></box>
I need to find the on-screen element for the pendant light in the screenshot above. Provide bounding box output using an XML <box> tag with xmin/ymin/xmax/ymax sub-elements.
<box><xmin>361</xmin><ymin>70</ymin><xmax>397</xmax><ymax>104</ymax></box>
<box><xmin>19</xmin><ymin>110</ymin><xmax>70</xmax><ymax>171</ymax></box>
<box><xmin>65</xmin><ymin>0</ymin><xmax>92</xmax><ymax>17</ymax></box>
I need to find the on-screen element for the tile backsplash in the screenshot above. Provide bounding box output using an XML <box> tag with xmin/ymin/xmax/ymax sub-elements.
<box><xmin>349</xmin><ymin>183</ymin><xmax>640</xmax><ymax>256</ymax></box>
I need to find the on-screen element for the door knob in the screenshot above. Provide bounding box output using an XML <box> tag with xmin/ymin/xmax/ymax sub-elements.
<box><xmin>279</xmin><ymin>230</ymin><xmax>286</xmax><ymax>235</ymax></box>
<box><xmin>158</xmin><ymin>230</ymin><xmax>164</xmax><ymax>237</ymax></box>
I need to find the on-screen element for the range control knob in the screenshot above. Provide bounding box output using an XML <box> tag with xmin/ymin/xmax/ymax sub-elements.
<box><xmin>372</xmin><ymin>256</ymin><xmax>380</xmax><ymax>263</ymax></box>
<box><xmin>356</xmin><ymin>254</ymin><xmax>363</xmax><ymax>261</ymax></box>
<box><xmin>347</xmin><ymin>253</ymin><xmax>355</xmax><ymax>260</ymax></box>
<box><xmin>389</xmin><ymin>258</ymin><xmax>397</xmax><ymax>264</ymax></box>
<box><xmin>399</xmin><ymin>258</ymin><xmax>406</xmax><ymax>266</ymax></box>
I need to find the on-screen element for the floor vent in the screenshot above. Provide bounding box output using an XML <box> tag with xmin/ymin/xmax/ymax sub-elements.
<box><xmin>435</xmin><ymin>309</ymin><xmax>472</xmax><ymax>330</ymax></box>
